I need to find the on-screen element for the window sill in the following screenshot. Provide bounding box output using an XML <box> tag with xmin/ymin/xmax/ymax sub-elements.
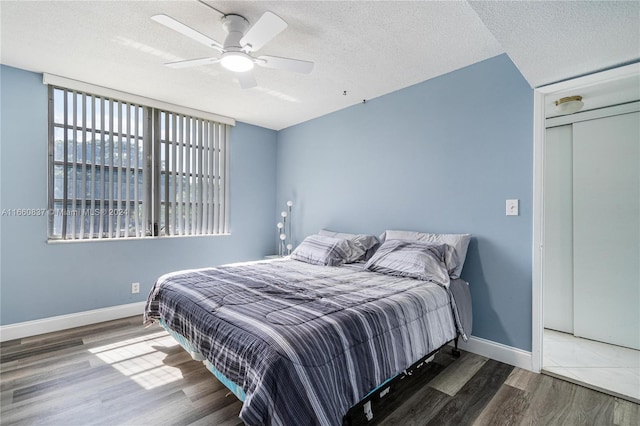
<box><xmin>46</xmin><ymin>233</ymin><xmax>232</xmax><ymax>244</ymax></box>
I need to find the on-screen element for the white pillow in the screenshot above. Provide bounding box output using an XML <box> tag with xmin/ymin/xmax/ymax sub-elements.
<box><xmin>380</xmin><ymin>230</ymin><xmax>471</xmax><ymax>279</ymax></box>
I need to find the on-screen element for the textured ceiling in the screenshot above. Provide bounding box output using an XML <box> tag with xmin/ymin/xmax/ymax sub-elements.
<box><xmin>469</xmin><ymin>0</ymin><xmax>640</xmax><ymax>88</ymax></box>
<box><xmin>1</xmin><ymin>1</ymin><xmax>638</xmax><ymax>130</ymax></box>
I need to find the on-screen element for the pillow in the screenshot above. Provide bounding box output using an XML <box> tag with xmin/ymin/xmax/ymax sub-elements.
<box><xmin>380</xmin><ymin>230</ymin><xmax>471</xmax><ymax>279</ymax></box>
<box><xmin>318</xmin><ymin>229</ymin><xmax>379</xmax><ymax>262</ymax></box>
<box><xmin>290</xmin><ymin>234</ymin><xmax>351</xmax><ymax>266</ymax></box>
<box><xmin>364</xmin><ymin>240</ymin><xmax>451</xmax><ymax>287</ymax></box>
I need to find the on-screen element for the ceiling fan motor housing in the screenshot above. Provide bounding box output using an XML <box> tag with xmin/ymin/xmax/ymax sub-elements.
<box><xmin>221</xmin><ymin>14</ymin><xmax>249</xmax><ymax>51</ymax></box>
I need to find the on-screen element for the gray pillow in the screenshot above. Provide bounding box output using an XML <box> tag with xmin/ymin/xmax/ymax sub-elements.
<box><xmin>380</xmin><ymin>230</ymin><xmax>471</xmax><ymax>279</ymax></box>
<box><xmin>318</xmin><ymin>229</ymin><xmax>379</xmax><ymax>262</ymax></box>
<box><xmin>290</xmin><ymin>234</ymin><xmax>351</xmax><ymax>266</ymax></box>
<box><xmin>364</xmin><ymin>239</ymin><xmax>451</xmax><ymax>287</ymax></box>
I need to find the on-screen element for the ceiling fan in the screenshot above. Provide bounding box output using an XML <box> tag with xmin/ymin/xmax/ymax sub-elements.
<box><xmin>151</xmin><ymin>10</ymin><xmax>314</xmax><ymax>89</ymax></box>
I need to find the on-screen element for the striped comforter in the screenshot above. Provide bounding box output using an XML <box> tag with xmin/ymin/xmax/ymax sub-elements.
<box><xmin>144</xmin><ymin>258</ymin><xmax>467</xmax><ymax>425</ymax></box>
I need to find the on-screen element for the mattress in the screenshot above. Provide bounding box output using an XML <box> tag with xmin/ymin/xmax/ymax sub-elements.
<box><xmin>144</xmin><ymin>258</ymin><xmax>470</xmax><ymax>425</ymax></box>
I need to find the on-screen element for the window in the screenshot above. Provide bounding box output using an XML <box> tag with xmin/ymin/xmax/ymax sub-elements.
<box><xmin>155</xmin><ymin>109</ymin><xmax>230</xmax><ymax>237</ymax></box>
<box><xmin>48</xmin><ymin>85</ymin><xmax>230</xmax><ymax>240</ymax></box>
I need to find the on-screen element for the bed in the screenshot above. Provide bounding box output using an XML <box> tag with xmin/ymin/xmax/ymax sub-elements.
<box><xmin>144</xmin><ymin>231</ymin><xmax>472</xmax><ymax>426</ymax></box>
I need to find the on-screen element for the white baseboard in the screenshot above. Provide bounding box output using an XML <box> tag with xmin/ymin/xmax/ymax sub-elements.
<box><xmin>0</xmin><ymin>302</ymin><xmax>146</xmax><ymax>342</ymax></box>
<box><xmin>452</xmin><ymin>335</ymin><xmax>533</xmax><ymax>371</ymax></box>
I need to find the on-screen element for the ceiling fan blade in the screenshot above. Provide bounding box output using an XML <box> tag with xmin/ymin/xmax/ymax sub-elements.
<box><xmin>151</xmin><ymin>14</ymin><xmax>223</xmax><ymax>52</ymax></box>
<box><xmin>240</xmin><ymin>11</ymin><xmax>287</xmax><ymax>52</ymax></box>
<box><xmin>165</xmin><ymin>57</ymin><xmax>220</xmax><ymax>69</ymax></box>
<box><xmin>257</xmin><ymin>55</ymin><xmax>314</xmax><ymax>74</ymax></box>
<box><xmin>195</xmin><ymin>0</ymin><xmax>225</xmax><ymax>18</ymax></box>
<box><xmin>236</xmin><ymin>70</ymin><xmax>257</xmax><ymax>89</ymax></box>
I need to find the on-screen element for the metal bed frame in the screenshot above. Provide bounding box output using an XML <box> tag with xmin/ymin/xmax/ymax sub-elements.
<box><xmin>342</xmin><ymin>335</ymin><xmax>461</xmax><ymax>425</ymax></box>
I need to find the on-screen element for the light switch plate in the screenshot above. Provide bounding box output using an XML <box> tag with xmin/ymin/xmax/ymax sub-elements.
<box><xmin>506</xmin><ymin>199</ymin><xmax>519</xmax><ymax>216</ymax></box>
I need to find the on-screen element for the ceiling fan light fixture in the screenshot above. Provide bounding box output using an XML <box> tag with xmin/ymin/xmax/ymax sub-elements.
<box><xmin>555</xmin><ymin>95</ymin><xmax>584</xmax><ymax>114</ymax></box>
<box><xmin>221</xmin><ymin>51</ymin><xmax>254</xmax><ymax>73</ymax></box>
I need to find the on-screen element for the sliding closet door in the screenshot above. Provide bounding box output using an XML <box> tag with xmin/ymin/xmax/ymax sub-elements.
<box><xmin>543</xmin><ymin>125</ymin><xmax>574</xmax><ymax>333</ymax></box>
<box><xmin>573</xmin><ymin>112</ymin><xmax>640</xmax><ymax>350</ymax></box>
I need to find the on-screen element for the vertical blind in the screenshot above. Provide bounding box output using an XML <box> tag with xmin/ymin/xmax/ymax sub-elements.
<box><xmin>154</xmin><ymin>110</ymin><xmax>230</xmax><ymax>237</ymax></box>
<box><xmin>48</xmin><ymin>86</ymin><xmax>230</xmax><ymax>240</ymax></box>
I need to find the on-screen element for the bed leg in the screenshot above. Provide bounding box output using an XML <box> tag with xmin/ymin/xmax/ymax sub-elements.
<box><xmin>363</xmin><ymin>401</ymin><xmax>373</xmax><ymax>421</ymax></box>
<box><xmin>452</xmin><ymin>336</ymin><xmax>461</xmax><ymax>358</ymax></box>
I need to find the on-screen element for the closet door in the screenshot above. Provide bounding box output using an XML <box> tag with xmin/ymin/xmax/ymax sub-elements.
<box><xmin>543</xmin><ymin>125</ymin><xmax>574</xmax><ymax>333</ymax></box>
<box><xmin>573</xmin><ymin>112</ymin><xmax>639</xmax><ymax>350</ymax></box>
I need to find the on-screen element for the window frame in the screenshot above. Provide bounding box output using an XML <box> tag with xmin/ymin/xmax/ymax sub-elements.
<box><xmin>46</xmin><ymin>77</ymin><xmax>233</xmax><ymax>242</ymax></box>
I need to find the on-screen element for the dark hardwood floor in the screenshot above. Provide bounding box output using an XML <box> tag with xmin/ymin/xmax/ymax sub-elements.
<box><xmin>1</xmin><ymin>316</ymin><xmax>638</xmax><ymax>425</ymax></box>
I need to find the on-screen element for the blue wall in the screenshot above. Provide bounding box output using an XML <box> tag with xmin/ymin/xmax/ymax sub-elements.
<box><xmin>1</xmin><ymin>56</ymin><xmax>535</xmax><ymax>352</ymax></box>
<box><xmin>277</xmin><ymin>54</ymin><xmax>533</xmax><ymax>351</ymax></box>
<box><xmin>0</xmin><ymin>65</ymin><xmax>278</xmax><ymax>325</ymax></box>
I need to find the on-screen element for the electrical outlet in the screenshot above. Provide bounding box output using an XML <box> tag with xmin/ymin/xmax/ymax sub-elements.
<box><xmin>131</xmin><ymin>282</ymin><xmax>140</xmax><ymax>294</ymax></box>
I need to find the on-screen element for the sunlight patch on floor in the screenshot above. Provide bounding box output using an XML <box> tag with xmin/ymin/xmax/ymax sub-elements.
<box><xmin>89</xmin><ymin>331</ymin><xmax>184</xmax><ymax>390</ymax></box>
